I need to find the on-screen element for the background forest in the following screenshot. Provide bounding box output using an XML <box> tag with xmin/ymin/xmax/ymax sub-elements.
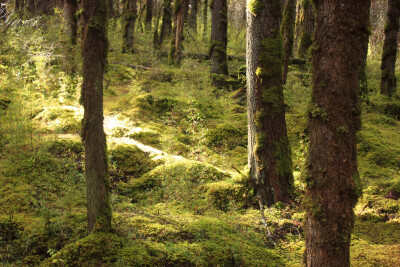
<box><xmin>0</xmin><ymin>0</ymin><xmax>399</xmax><ymax>266</ymax></box>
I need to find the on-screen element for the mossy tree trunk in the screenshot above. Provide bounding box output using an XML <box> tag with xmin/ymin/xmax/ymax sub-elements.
<box><xmin>210</xmin><ymin>0</ymin><xmax>228</xmax><ymax>87</ymax></box>
<box><xmin>247</xmin><ymin>0</ymin><xmax>294</xmax><ymax>208</ymax></box>
<box><xmin>122</xmin><ymin>0</ymin><xmax>138</xmax><ymax>53</ymax></box>
<box><xmin>380</xmin><ymin>0</ymin><xmax>400</xmax><ymax>97</ymax></box>
<box><xmin>169</xmin><ymin>0</ymin><xmax>186</xmax><ymax>65</ymax></box>
<box><xmin>296</xmin><ymin>0</ymin><xmax>315</xmax><ymax>58</ymax></box>
<box><xmin>81</xmin><ymin>0</ymin><xmax>112</xmax><ymax>233</ymax></box>
<box><xmin>304</xmin><ymin>0</ymin><xmax>370</xmax><ymax>266</ymax></box>
<box><xmin>158</xmin><ymin>0</ymin><xmax>172</xmax><ymax>47</ymax></box>
<box><xmin>281</xmin><ymin>0</ymin><xmax>296</xmax><ymax>85</ymax></box>
<box><xmin>189</xmin><ymin>0</ymin><xmax>198</xmax><ymax>32</ymax></box>
<box><xmin>202</xmin><ymin>0</ymin><xmax>208</xmax><ymax>39</ymax></box>
<box><xmin>145</xmin><ymin>0</ymin><xmax>153</xmax><ymax>31</ymax></box>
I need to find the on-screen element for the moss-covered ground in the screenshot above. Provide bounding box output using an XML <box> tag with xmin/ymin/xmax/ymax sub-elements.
<box><xmin>1</xmin><ymin>14</ymin><xmax>400</xmax><ymax>266</ymax></box>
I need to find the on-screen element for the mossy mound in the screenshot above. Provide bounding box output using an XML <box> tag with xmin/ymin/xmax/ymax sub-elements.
<box><xmin>33</xmin><ymin>107</ymin><xmax>82</xmax><ymax>133</ymax></box>
<box><xmin>205</xmin><ymin>122</ymin><xmax>247</xmax><ymax>150</ymax></box>
<box><xmin>109</xmin><ymin>144</ymin><xmax>158</xmax><ymax>182</ymax></box>
<box><xmin>368</xmin><ymin>95</ymin><xmax>400</xmax><ymax>120</ymax></box>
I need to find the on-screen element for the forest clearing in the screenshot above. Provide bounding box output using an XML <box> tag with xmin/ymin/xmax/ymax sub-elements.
<box><xmin>0</xmin><ymin>0</ymin><xmax>400</xmax><ymax>266</ymax></box>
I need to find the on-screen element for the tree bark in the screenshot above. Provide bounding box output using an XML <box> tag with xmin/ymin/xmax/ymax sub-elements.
<box><xmin>81</xmin><ymin>0</ymin><xmax>112</xmax><ymax>233</ymax></box>
<box><xmin>210</xmin><ymin>0</ymin><xmax>228</xmax><ymax>86</ymax></box>
<box><xmin>359</xmin><ymin>2</ymin><xmax>372</xmax><ymax>98</ymax></box>
<box><xmin>189</xmin><ymin>0</ymin><xmax>198</xmax><ymax>32</ymax></box>
<box><xmin>108</xmin><ymin>0</ymin><xmax>114</xmax><ymax>18</ymax></box>
<box><xmin>202</xmin><ymin>0</ymin><xmax>208</xmax><ymax>38</ymax></box>
<box><xmin>281</xmin><ymin>0</ymin><xmax>296</xmax><ymax>85</ymax></box>
<box><xmin>122</xmin><ymin>0</ymin><xmax>138</xmax><ymax>53</ymax></box>
<box><xmin>247</xmin><ymin>0</ymin><xmax>294</xmax><ymax>208</ymax></box>
<box><xmin>380</xmin><ymin>0</ymin><xmax>400</xmax><ymax>97</ymax></box>
<box><xmin>158</xmin><ymin>0</ymin><xmax>172</xmax><ymax>47</ymax></box>
<box><xmin>296</xmin><ymin>0</ymin><xmax>315</xmax><ymax>58</ymax></box>
<box><xmin>63</xmin><ymin>0</ymin><xmax>78</xmax><ymax>45</ymax></box>
<box><xmin>169</xmin><ymin>0</ymin><xmax>186</xmax><ymax>65</ymax></box>
<box><xmin>145</xmin><ymin>0</ymin><xmax>153</xmax><ymax>30</ymax></box>
<box><xmin>304</xmin><ymin>1</ymin><xmax>370</xmax><ymax>266</ymax></box>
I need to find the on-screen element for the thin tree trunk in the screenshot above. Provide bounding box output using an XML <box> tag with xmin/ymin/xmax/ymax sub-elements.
<box><xmin>153</xmin><ymin>4</ymin><xmax>163</xmax><ymax>46</ymax></box>
<box><xmin>380</xmin><ymin>0</ymin><xmax>400</xmax><ymax>96</ymax></box>
<box><xmin>169</xmin><ymin>0</ymin><xmax>186</xmax><ymax>65</ymax></box>
<box><xmin>189</xmin><ymin>0</ymin><xmax>198</xmax><ymax>32</ymax></box>
<box><xmin>360</xmin><ymin>2</ymin><xmax>372</xmax><ymax>98</ymax></box>
<box><xmin>122</xmin><ymin>0</ymin><xmax>138</xmax><ymax>53</ymax></box>
<box><xmin>145</xmin><ymin>0</ymin><xmax>153</xmax><ymax>30</ymax></box>
<box><xmin>297</xmin><ymin>0</ymin><xmax>314</xmax><ymax>58</ymax></box>
<box><xmin>247</xmin><ymin>0</ymin><xmax>294</xmax><ymax>207</ymax></box>
<box><xmin>210</xmin><ymin>0</ymin><xmax>228</xmax><ymax>86</ymax></box>
<box><xmin>158</xmin><ymin>0</ymin><xmax>172</xmax><ymax>47</ymax></box>
<box><xmin>281</xmin><ymin>0</ymin><xmax>296</xmax><ymax>85</ymax></box>
<box><xmin>81</xmin><ymin>0</ymin><xmax>112</xmax><ymax>233</ymax></box>
<box><xmin>108</xmin><ymin>0</ymin><xmax>114</xmax><ymax>18</ymax></box>
<box><xmin>63</xmin><ymin>0</ymin><xmax>78</xmax><ymax>45</ymax></box>
<box><xmin>304</xmin><ymin>1</ymin><xmax>370</xmax><ymax>266</ymax></box>
<box><xmin>202</xmin><ymin>0</ymin><xmax>208</xmax><ymax>38</ymax></box>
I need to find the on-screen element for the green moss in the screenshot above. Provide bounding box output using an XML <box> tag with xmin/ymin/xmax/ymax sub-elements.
<box><xmin>259</xmin><ymin>36</ymin><xmax>283</xmax><ymax>78</ymax></box>
<box><xmin>248</xmin><ymin>0</ymin><xmax>265</xmax><ymax>16</ymax></box>
<box><xmin>205</xmin><ymin>123</ymin><xmax>246</xmax><ymax>150</ymax></box>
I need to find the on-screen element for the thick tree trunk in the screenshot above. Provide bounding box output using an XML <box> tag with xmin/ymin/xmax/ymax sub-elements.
<box><xmin>122</xmin><ymin>0</ymin><xmax>138</xmax><ymax>53</ymax></box>
<box><xmin>63</xmin><ymin>0</ymin><xmax>78</xmax><ymax>45</ymax></box>
<box><xmin>189</xmin><ymin>0</ymin><xmax>198</xmax><ymax>32</ymax></box>
<box><xmin>281</xmin><ymin>0</ymin><xmax>296</xmax><ymax>85</ymax></box>
<box><xmin>304</xmin><ymin>1</ymin><xmax>370</xmax><ymax>266</ymax></box>
<box><xmin>145</xmin><ymin>0</ymin><xmax>153</xmax><ymax>30</ymax></box>
<box><xmin>297</xmin><ymin>0</ymin><xmax>314</xmax><ymax>58</ymax></box>
<box><xmin>169</xmin><ymin>0</ymin><xmax>186</xmax><ymax>65</ymax></box>
<box><xmin>380</xmin><ymin>0</ymin><xmax>400</xmax><ymax>97</ymax></box>
<box><xmin>158</xmin><ymin>0</ymin><xmax>172</xmax><ymax>47</ymax></box>
<box><xmin>81</xmin><ymin>0</ymin><xmax>112</xmax><ymax>233</ymax></box>
<box><xmin>247</xmin><ymin>0</ymin><xmax>294</xmax><ymax>208</ymax></box>
<box><xmin>202</xmin><ymin>0</ymin><xmax>208</xmax><ymax>38</ymax></box>
<box><xmin>210</xmin><ymin>0</ymin><xmax>228</xmax><ymax>86</ymax></box>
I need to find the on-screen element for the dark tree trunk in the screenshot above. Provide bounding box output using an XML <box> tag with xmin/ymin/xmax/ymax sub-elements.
<box><xmin>169</xmin><ymin>0</ymin><xmax>186</xmax><ymax>65</ymax></box>
<box><xmin>26</xmin><ymin>0</ymin><xmax>36</xmax><ymax>14</ymax></box>
<box><xmin>281</xmin><ymin>0</ymin><xmax>296</xmax><ymax>85</ymax></box>
<box><xmin>183</xmin><ymin>0</ymin><xmax>189</xmax><ymax>23</ymax></box>
<box><xmin>63</xmin><ymin>0</ymin><xmax>78</xmax><ymax>45</ymax></box>
<box><xmin>360</xmin><ymin>2</ymin><xmax>372</xmax><ymax>98</ymax></box>
<box><xmin>297</xmin><ymin>0</ymin><xmax>315</xmax><ymax>58</ymax></box>
<box><xmin>122</xmin><ymin>0</ymin><xmax>138</xmax><ymax>53</ymax></box>
<box><xmin>304</xmin><ymin>1</ymin><xmax>370</xmax><ymax>266</ymax></box>
<box><xmin>202</xmin><ymin>0</ymin><xmax>207</xmax><ymax>38</ymax></box>
<box><xmin>145</xmin><ymin>0</ymin><xmax>153</xmax><ymax>30</ymax></box>
<box><xmin>158</xmin><ymin>0</ymin><xmax>172</xmax><ymax>47</ymax></box>
<box><xmin>247</xmin><ymin>0</ymin><xmax>294</xmax><ymax>208</ymax></box>
<box><xmin>108</xmin><ymin>0</ymin><xmax>114</xmax><ymax>18</ymax></box>
<box><xmin>0</xmin><ymin>0</ymin><xmax>6</xmax><ymax>20</ymax></box>
<box><xmin>380</xmin><ymin>0</ymin><xmax>400</xmax><ymax>97</ymax></box>
<box><xmin>81</xmin><ymin>0</ymin><xmax>112</xmax><ymax>233</ymax></box>
<box><xmin>153</xmin><ymin>4</ymin><xmax>162</xmax><ymax>46</ymax></box>
<box><xmin>210</xmin><ymin>0</ymin><xmax>228</xmax><ymax>86</ymax></box>
<box><xmin>189</xmin><ymin>0</ymin><xmax>198</xmax><ymax>32</ymax></box>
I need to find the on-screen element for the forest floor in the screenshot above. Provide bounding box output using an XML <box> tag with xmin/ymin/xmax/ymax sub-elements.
<box><xmin>1</xmin><ymin>16</ymin><xmax>400</xmax><ymax>266</ymax></box>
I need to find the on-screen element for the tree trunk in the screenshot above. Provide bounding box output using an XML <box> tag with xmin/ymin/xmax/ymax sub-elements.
<box><xmin>63</xmin><ymin>0</ymin><xmax>78</xmax><ymax>45</ymax></box>
<box><xmin>247</xmin><ymin>0</ymin><xmax>294</xmax><ymax>208</ymax></box>
<box><xmin>169</xmin><ymin>0</ymin><xmax>186</xmax><ymax>65</ymax></box>
<box><xmin>189</xmin><ymin>0</ymin><xmax>198</xmax><ymax>32</ymax></box>
<box><xmin>281</xmin><ymin>0</ymin><xmax>296</xmax><ymax>85</ymax></box>
<box><xmin>153</xmin><ymin>4</ymin><xmax>163</xmax><ymax>46</ymax></box>
<box><xmin>108</xmin><ymin>0</ymin><xmax>114</xmax><ymax>18</ymax></box>
<box><xmin>360</xmin><ymin>2</ymin><xmax>372</xmax><ymax>98</ymax></box>
<box><xmin>202</xmin><ymin>0</ymin><xmax>208</xmax><ymax>38</ymax></box>
<box><xmin>145</xmin><ymin>0</ymin><xmax>153</xmax><ymax>30</ymax></box>
<box><xmin>81</xmin><ymin>0</ymin><xmax>112</xmax><ymax>233</ymax></box>
<box><xmin>380</xmin><ymin>0</ymin><xmax>400</xmax><ymax>97</ymax></box>
<box><xmin>158</xmin><ymin>0</ymin><xmax>172</xmax><ymax>47</ymax></box>
<box><xmin>304</xmin><ymin>1</ymin><xmax>370</xmax><ymax>266</ymax></box>
<box><xmin>297</xmin><ymin>0</ymin><xmax>315</xmax><ymax>58</ymax></box>
<box><xmin>0</xmin><ymin>0</ymin><xmax>6</xmax><ymax>20</ymax></box>
<box><xmin>122</xmin><ymin>0</ymin><xmax>138</xmax><ymax>53</ymax></box>
<box><xmin>210</xmin><ymin>0</ymin><xmax>228</xmax><ymax>86</ymax></box>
